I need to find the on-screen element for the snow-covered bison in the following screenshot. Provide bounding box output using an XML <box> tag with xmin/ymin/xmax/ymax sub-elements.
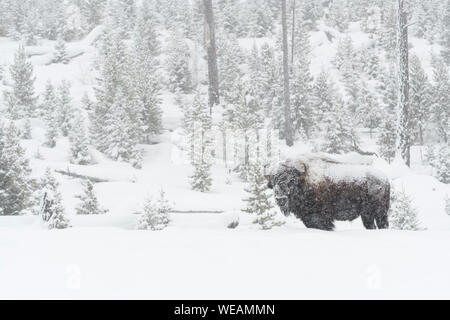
<box><xmin>267</xmin><ymin>155</ymin><xmax>390</xmax><ymax>231</ymax></box>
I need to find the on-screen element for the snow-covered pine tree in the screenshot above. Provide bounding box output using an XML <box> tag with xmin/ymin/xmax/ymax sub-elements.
<box><xmin>56</xmin><ymin>80</ymin><xmax>74</xmax><ymax>137</ymax></box>
<box><xmin>258</xmin><ymin>43</ymin><xmax>280</xmax><ymax>118</ymax></box>
<box><xmin>321</xmin><ymin>102</ymin><xmax>355</xmax><ymax>154</ymax></box>
<box><xmin>69</xmin><ymin>112</ymin><xmax>91</xmax><ymax>165</ymax></box>
<box><xmin>44</xmin><ymin>110</ymin><xmax>59</xmax><ymax>148</ymax></box>
<box><xmin>217</xmin><ymin>31</ymin><xmax>243</xmax><ymax>105</ymax></box>
<box><xmin>91</xmin><ymin>29</ymin><xmax>128</xmax><ymax>149</ymax></box>
<box><xmin>81</xmin><ymin>92</ymin><xmax>93</xmax><ymax>111</ymax></box>
<box><xmin>356</xmin><ymin>83</ymin><xmax>381</xmax><ymax>138</ymax></box>
<box><xmin>377</xmin><ymin>112</ymin><xmax>397</xmax><ymax>163</ymax></box>
<box><xmin>242</xmin><ymin>161</ymin><xmax>284</xmax><ymax>230</ymax></box>
<box><xmin>166</xmin><ymin>32</ymin><xmax>191</xmax><ymax>94</ymax></box>
<box><xmin>441</xmin><ymin>0</ymin><xmax>450</xmax><ymax>63</ymax></box>
<box><xmin>435</xmin><ymin>144</ymin><xmax>450</xmax><ymax>184</ymax></box>
<box><xmin>188</xmin><ymin>93</ymin><xmax>213</xmax><ymax>192</ymax></box>
<box><xmin>396</xmin><ymin>0</ymin><xmax>411</xmax><ymax>166</ymax></box>
<box><xmin>53</xmin><ymin>36</ymin><xmax>69</xmax><ymax>64</ymax></box>
<box><xmin>79</xmin><ymin>0</ymin><xmax>106</xmax><ymax>33</ymax></box>
<box><xmin>21</xmin><ymin>118</ymin><xmax>32</xmax><ymax>139</ymax></box>
<box><xmin>0</xmin><ymin>122</ymin><xmax>35</xmax><ymax>215</ymax></box>
<box><xmin>291</xmin><ymin>19</ymin><xmax>314</xmax><ymax>139</ymax></box>
<box><xmin>76</xmin><ymin>180</ymin><xmax>107</xmax><ymax>215</ymax></box>
<box><xmin>3</xmin><ymin>45</ymin><xmax>36</xmax><ymax>119</ymax></box>
<box><xmin>300</xmin><ymin>0</ymin><xmax>323</xmax><ymax>31</ymax></box>
<box><xmin>311</xmin><ymin>68</ymin><xmax>338</xmax><ymax>123</ymax></box>
<box><xmin>40</xmin><ymin>80</ymin><xmax>58</xmax><ymax>118</ymax></box>
<box><xmin>46</xmin><ymin>191</ymin><xmax>70</xmax><ymax>229</ymax></box>
<box><xmin>409</xmin><ymin>54</ymin><xmax>432</xmax><ymax>145</ymax></box>
<box><xmin>132</xmin><ymin>7</ymin><xmax>162</xmax><ymax>143</ymax></box>
<box><xmin>430</xmin><ymin>54</ymin><xmax>450</xmax><ymax>144</ymax></box>
<box><xmin>103</xmin><ymin>87</ymin><xmax>142</xmax><ymax>168</ymax></box>
<box><xmin>389</xmin><ymin>188</ymin><xmax>422</xmax><ymax>231</ymax></box>
<box><xmin>327</xmin><ymin>0</ymin><xmax>349</xmax><ymax>32</ymax></box>
<box><xmin>378</xmin><ymin>1</ymin><xmax>397</xmax><ymax>61</ymax></box>
<box><xmin>137</xmin><ymin>188</ymin><xmax>172</xmax><ymax>231</ymax></box>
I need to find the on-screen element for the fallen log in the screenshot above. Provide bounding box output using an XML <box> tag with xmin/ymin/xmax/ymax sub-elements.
<box><xmin>55</xmin><ymin>169</ymin><xmax>109</xmax><ymax>183</ymax></box>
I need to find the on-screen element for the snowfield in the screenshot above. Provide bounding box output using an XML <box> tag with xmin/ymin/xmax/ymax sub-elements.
<box><xmin>1</xmin><ymin>223</ymin><xmax>450</xmax><ymax>299</ymax></box>
<box><xmin>1</xmin><ymin>20</ymin><xmax>450</xmax><ymax>300</ymax></box>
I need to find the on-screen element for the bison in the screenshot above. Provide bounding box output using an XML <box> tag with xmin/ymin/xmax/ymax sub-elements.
<box><xmin>266</xmin><ymin>155</ymin><xmax>390</xmax><ymax>231</ymax></box>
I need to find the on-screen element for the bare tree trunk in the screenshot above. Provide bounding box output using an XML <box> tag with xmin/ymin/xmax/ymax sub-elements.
<box><xmin>291</xmin><ymin>0</ymin><xmax>296</xmax><ymax>67</ymax></box>
<box><xmin>203</xmin><ymin>0</ymin><xmax>220</xmax><ymax>114</ymax></box>
<box><xmin>396</xmin><ymin>0</ymin><xmax>411</xmax><ymax>166</ymax></box>
<box><xmin>282</xmin><ymin>0</ymin><xmax>294</xmax><ymax>147</ymax></box>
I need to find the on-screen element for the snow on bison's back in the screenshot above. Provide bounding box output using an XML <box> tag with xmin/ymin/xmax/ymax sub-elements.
<box><xmin>267</xmin><ymin>155</ymin><xmax>390</xmax><ymax>231</ymax></box>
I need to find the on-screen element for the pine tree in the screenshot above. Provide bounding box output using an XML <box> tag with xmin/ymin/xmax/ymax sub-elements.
<box><xmin>291</xmin><ymin>25</ymin><xmax>314</xmax><ymax>139</ymax></box>
<box><xmin>44</xmin><ymin>111</ymin><xmax>59</xmax><ymax>148</ymax></box>
<box><xmin>79</xmin><ymin>0</ymin><xmax>106</xmax><ymax>33</ymax></box>
<box><xmin>132</xmin><ymin>9</ymin><xmax>162</xmax><ymax>142</ymax></box>
<box><xmin>441</xmin><ymin>0</ymin><xmax>450</xmax><ymax>63</ymax></box>
<box><xmin>435</xmin><ymin>144</ymin><xmax>450</xmax><ymax>184</ymax></box>
<box><xmin>40</xmin><ymin>80</ymin><xmax>58</xmax><ymax>119</ymax></box>
<box><xmin>356</xmin><ymin>84</ymin><xmax>381</xmax><ymax>138</ymax></box>
<box><xmin>69</xmin><ymin>112</ymin><xmax>91</xmax><ymax>165</ymax></box>
<box><xmin>389</xmin><ymin>188</ymin><xmax>422</xmax><ymax>231</ymax></box>
<box><xmin>137</xmin><ymin>189</ymin><xmax>172</xmax><ymax>231</ymax></box>
<box><xmin>242</xmin><ymin>161</ymin><xmax>284</xmax><ymax>230</ymax></box>
<box><xmin>409</xmin><ymin>54</ymin><xmax>432</xmax><ymax>145</ymax></box>
<box><xmin>53</xmin><ymin>37</ymin><xmax>69</xmax><ymax>64</ymax></box>
<box><xmin>188</xmin><ymin>93</ymin><xmax>213</xmax><ymax>192</ymax></box>
<box><xmin>3</xmin><ymin>45</ymin><xmax>36</xmax><ymax>119</ymax></box>
<box><xmin>103</xmin><ymin>87</ymin><xmax>142</xmax><ymax>168</ymax></box>
<box><xmin>46</xmin><ymin>191</ymin><xmax>70</xmax><ymax>229</ymax></box>
<box><xmin>76</xmin><ymin>180</ymin><xmax>107</xmax><ymax>215</ymax></box>
<box><xmin>321</xmin><ymin>103</ymin><xmax>355</xmax><ymax>154</ymax></box>
<box><xmin>217</xmin><ymin>31</ymin><xmax>243</xmax><ymax>105</ymax></box>
<box><xmin>431</xmin><ymin>54</ymin><xmax>450</xmax><ymax>144</ymax></box>
<box><xmin>377</xmin><ymin>112</ymin><xmax>397</xmax><ymax>163</ymax></box>
<box><xmin>0</xmin><ymin>122</ymin><xmax>35</xmax><ymax>216</ymax></box>
<box><xmin>311</xmin><ymin>69</ymin><xmax>338</xmax><ymax>122</ymax></box>
<box><xmin>56</xmin><ymin>80</ymin><xmax>74</xmax><ymax>137</ymax></box>
<box><xmin>81</xmin><ymin>92</ymin><xmax>93</xmax><ymax>111</ymax></box>
<box><xmin>21</xmin><ymin>118</ymin><xmax>32</xmax><ymax>139</ymax></box>
<box><xmin>327</xmin><ymin>0</ymin><xmax>349</xmax><ymax>32</ymax></box>
<box><xmin>166</xmin><ymin>32</ymin><xmax>192</xmax><ymax>94</ymax></box>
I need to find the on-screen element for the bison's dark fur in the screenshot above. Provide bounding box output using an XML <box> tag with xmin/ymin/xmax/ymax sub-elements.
<box><xmin>267</xmin><ymin>156</ymin><xmax>390</xmax><ymax>231</ymax></box>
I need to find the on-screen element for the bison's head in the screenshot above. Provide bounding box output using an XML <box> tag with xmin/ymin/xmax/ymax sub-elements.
<box><xmin>266</xmin><ymin>163</ymin><xmax>307</xmax><ymax>216</ymax></box>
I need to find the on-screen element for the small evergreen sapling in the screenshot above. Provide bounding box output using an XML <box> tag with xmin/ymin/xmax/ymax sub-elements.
<box><xmin>137</xmin><ymin>189</ymin><xmax>172</xmax><ymax>231</ymax></box>
<box><xmin>76</xmin><ymin>180</ymin><xmax>107</xmax><ymax>215</ymax></box>
<box><xmin>38</xmin><ymin>169</ymin><xmax>70</xmax><ymax>229</ymax></box>
<box><xmin>53</xmin><ymin>37</ymin><xmax>69</xmax><ymax>64</ymax></box>
<box><xmin>389</xmin><ymin>188</ymin><xmax>422</xmax><ymax>231</ymax></box>
<box><xmin>46</xmin><ymin>191</ymin><xmax>71</xmax><ymax>230</ymax></box>
<box><xmin>435</xmin><ymin>144</ymin><xmax>450</xmax><ymax>184</ymax></box>
<box><xmin>242</xmin><ymin>162</ymin><xmax>284</xmax><ymax>230</ymax></box>
<box><xmin>69</xmin><ymin>112</ymin><xmax>91</xmax><ymax>165</ymax></box>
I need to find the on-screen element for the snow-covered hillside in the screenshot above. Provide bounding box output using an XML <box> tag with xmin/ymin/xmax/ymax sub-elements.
<box><xmin>1</xmin><ymin>0</ymin><xmax>449</xmax><ymax>299</ymax></box>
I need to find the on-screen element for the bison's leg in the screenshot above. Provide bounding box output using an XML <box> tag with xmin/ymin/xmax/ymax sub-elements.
<box><xmin>375</xmin><ymin>185</ymin><xmax>390</xmax><ymax>229</ymax></box>
<box><xmin>361</xmin><ymin>213</ymin><xmax>376</xmax><ymax>230</ymax></box>
<box><xmin>301</xmin><ymin>214</ymin><xmax>335</xmax><ymax>231</ymax></box>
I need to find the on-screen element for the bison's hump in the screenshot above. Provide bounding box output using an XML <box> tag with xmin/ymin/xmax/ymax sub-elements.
<box><xmin>282</xmin><ymin>154</ymin><xmax>388</xmax><ymax>185</ymax></box>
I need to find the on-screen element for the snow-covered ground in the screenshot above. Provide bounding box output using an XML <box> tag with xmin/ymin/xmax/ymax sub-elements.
<box><xmin>1</xmin><ymin>26</ymin><xmax>450</xmax><ymax>299</ymax></box>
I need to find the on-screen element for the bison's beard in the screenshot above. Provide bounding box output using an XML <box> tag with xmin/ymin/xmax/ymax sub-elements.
<box><xmin>275</xmin><ymin>196</ymin><xmax>290</xmax><ymax>216</ymax></box>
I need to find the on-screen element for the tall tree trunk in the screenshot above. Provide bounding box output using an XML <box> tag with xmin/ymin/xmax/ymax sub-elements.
<box><xmin>396</xmin><ymin>0</ymin><xmax>411</xmax><ymax>166</ymax></box>
<box><xmin>203</xmin><ymin>0</ymin><xmax>220</xmax><ymax>114</ymax></box>
<box><xmin>282</xmin><ymin>0</ymin><xmax>294</xmax><ymax>147</ymax></box>
<box><xmin>291</xmin><ymin>0</ymin><xmax>296</xmax><ymax>67</ymax></box>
